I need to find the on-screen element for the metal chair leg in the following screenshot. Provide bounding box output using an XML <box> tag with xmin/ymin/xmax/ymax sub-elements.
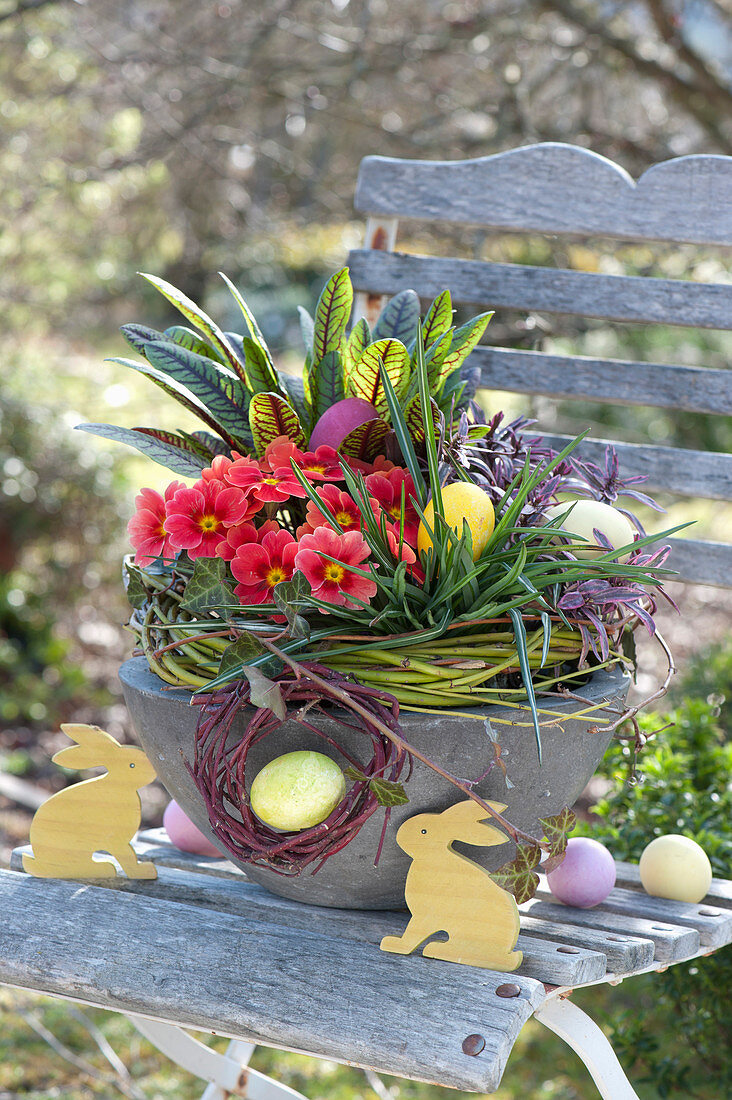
<box><xmin>128</xmin><ymin>1015</ymin><xmax>307</xmax><ymax>1100</ymax></box>
<box><xmin>534</xmin><ymin>998</ymin><xmax>640</xmax><ymax>1100</ymax></box>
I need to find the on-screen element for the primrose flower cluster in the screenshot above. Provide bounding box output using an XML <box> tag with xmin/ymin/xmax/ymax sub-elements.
<box><xmin>128</xmin><ymin>436</ymin><xmax>421</xmax><ymax>611</ymax></box>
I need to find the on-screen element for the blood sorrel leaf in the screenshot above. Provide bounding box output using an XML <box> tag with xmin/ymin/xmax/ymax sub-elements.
<box><xmin>405</xmin><ymin>393</ymin><xmax>442</xmax><ymax>449</ymax></box>
<box><xmin>219</xmin><ymin>272</ymin><xmax>276</xmax><ymax>378</ymax></box>
<box><xmin>373</xmin><ymin>289</ymin><xmax>420</xmax><ymax>345</ymax></box>
<box><xmin>346</xmin><ymin>338</ymin><xmax>410</xmax><ymax>416</ymax></box>
<box><xmin>242</xmin><ymin>666</ymin><xmax>287</xmax><ymax>721</ymax></box>
<box><xmin>180</xmin><ymin>556</ymin><xmax>236</xmax><ymax>615</ymax></box>
<box><xmin>142</xmin><ymin>340</ymin><xmax>250</xmax><ymax>437</ymax></box>
<box><xmin>106</xmin><ymin>357</ymin><xmax>239</xmax><ymax>447</ymax></box>
<box><xmin>165</xmin><ymin>325</ymin><xmax>226</xmax><ymax>364</ymax></box>
<box><xmin>298</xmin><ymin>306</ymin><xmax>314</xmax><ymax>354</ymax></box>
<box><xmin>248</xmin><ymin>393</ymin><xmax>306</xmax><ymax>455</ymax></box>
<box><xmin>75</xmin><ymin>423</ymin><xmax>208</xmax><ymax>477</ymax></box>
<box><xmin>218</xmin><ymin>633</ymin><xmax>268</xmax><ymax>679</ymax></box>
<box><xmin>437</xmin><ymin>311</ymin><xmax>494</xmax><ymax>385</ymax></box>
<box><xmin>120</xmin><ymin>322</ymin><xmax>168</xmax><ymax>356</ymax></box>
<box><xmin>344</xmin><ymin>317</ymin><xmax>371</xmax><ymax>381</ymax></box>
<box><xmin>421</xmin><ymin>289</ymin><xmax>453</xmax><ymax>349</ymax></box>
<box><xmin>140</xmin><ymin>272</ymin><xmax>247</xmax><ymax>381</ymax></box>
<box><xmin>310</xmin><ymin>350</ymin><xmax>346</xmax><ymax>422</ymax></box>
<box><xmin>242</xmin><ymin>336</ymin><xmax>283</xmax><ymax>397</ymax></box>
<box><xmin>490</xmin><ymin>841</ymin><xmax>542</xmax><ymax>904</ymax></box>
<box><xmin>339</xmin><ymin>417</ymin><xmax>389</xmax><ymax>462</ymax></box>
<box><xmin>344</xmin><ymin>768</ymin><xmax>409</xmax><ymax>807</ymax></box>
<box><xmin>312</xmin><ymin>267</ymin><xmax>353</xmax><ymax>366</ymax></box>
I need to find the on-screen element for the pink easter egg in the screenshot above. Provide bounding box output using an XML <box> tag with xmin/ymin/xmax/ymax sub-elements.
<box><xmin>547</xmin><ymin>837</ymin><xmax>617</xmax><ymax>908</ymax></box>
<box><xmin>163</xmin><ymin>799</ymin><xmax>222</xmax><ymax>857</ymax></box>
<box><xmin>308</xmin><ymin>398</ymin><xmax>378</xmax><ymax>452</ymax></box>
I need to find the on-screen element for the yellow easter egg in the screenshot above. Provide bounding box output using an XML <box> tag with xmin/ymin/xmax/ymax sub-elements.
<box><xmin>417</xmin><ymin>482</ymin><xmax>495</xmax><ymax>562</ymax></box>
<box><xmin>249</xmin><ymin>750</ymin><xmax>346</xmax><ymax>832</ymax></box>
<box><xmin>544</xmin><ymin>499</ymin><xmax>635</xmax><ymax>561</ymax></box>
<box><xmin>639</xmin><ymin>834</ymin><xmax>712</xmax><ymax>904</ymax></box>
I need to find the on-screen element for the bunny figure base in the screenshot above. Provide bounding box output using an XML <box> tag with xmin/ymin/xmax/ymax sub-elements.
<box><xmin>380</xmin><ymin>801</ymin><xmax>522</xmax><ymax>971</ymax></box>
<box><xmin>23</xmin><ymin>724</ymin><xmax>158</xmax><ymax>882</ymax></box>
<box><xmin>120</xmin><ymin>657</ymin><xmax>630</xmax><ymax>910</ymax></box>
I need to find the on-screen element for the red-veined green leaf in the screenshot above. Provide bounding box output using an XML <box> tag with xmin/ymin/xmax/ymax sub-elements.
<box><xmin>312</xmin><ymin>267</ymin><xmax>353</xmax><ymax>365</ymax></box>
<box><xmin>75</xmin><ymin>424</ymin><xmax>208</xmax><ymax>477</ymax></box>
<box><xmin>310</xmin><ymin>350</ymin><xmax>346</xmax><ymax>421</ymax></box>
<box><xmin>404</xmin><ymin>394</ymin><xmax>442</xmax><ymax>449</ymax></box>
<box><xmin>421</xmin><ymin>289</ymin><xmax>453</xmax><ymax>349</ymax></box>
<box><xmin>373</xmin><ymin>289</ymin><xmax>420</xmax><ymax>344</ymax></box>
<box><xmin>339</xmin><ymin>417</ymin><xmax>389</xmax><ymax>462</ymax></box>
<box><xmin>242</xmin><ymin>336</ymin><xmax>284</xmax><ymax>396</ymax></box>
<box><xmin>436</xmin><ymin>311</ymin><xmax>494</xmax><ymax>388</ymax></box>
<box><xmin>219</xmin><ymin>272</ymin><xmax>277</xmax><ymax>378</ymax></box>
<box><xmin>344</xmin><ymin>317</ymin><xmax>371</xmax><ymax>382</ymax></box>
<box><xmin>249</xmin><ymin>392</ymin><xmax>306</xmax><ymax>455</ymax></box>
<box><xmin>345</xmin><ymin>338</ymin><xmax>410</xmax><ymax>416</ymax></box>
<box><xmin>140</xmin><ymin>272</ymin><xmax>247</xmax><ymax>382</ymax></box>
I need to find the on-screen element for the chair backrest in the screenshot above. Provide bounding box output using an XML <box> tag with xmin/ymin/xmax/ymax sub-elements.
<box><xmin>348</xmin><ymin>143</ymin><xmax>732</xmax><ymax>588</ymax></box>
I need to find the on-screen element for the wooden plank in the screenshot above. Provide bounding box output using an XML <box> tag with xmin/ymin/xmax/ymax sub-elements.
<box><xmin>354</xmin><ymin>145</ymin><xmax>732</xmax><ymax>246</ymax></box>
<box><xmin>0</xmin><ymin>869</ymin><xmax>545</xmax><ymax>1094</ymax></box>
<box><xmin>585</xmin><ymin>887</ymin><xmax>732</xmax><ymax>949</ymax></box>
<box><xmin>347</xmin><ymin>250</ymin><xmax>732</xmax><ymax>329</ymax></box>
<box><xmin>9</xmin><ymin>844</ymin><xmax>606</xmax><ymax>988</ymax></box>
<box><xmin>518</xmin><ymin>915</ymin><xmax>654</xmax><ymax>975</ymax></box>
<box><xmin>613</xmin><ymin>861</ymin><xmax>732</xmax><ymax>909</ymax></box>
<box><xmin>537</xmin><ymin>434</ymin><xmax>732</xmax><ymax>501</ymax></box>
<box><xmin>662</xmin><ymin>538</ymin><xmax>732</xmax><ymax>590</ymax></box>
<box><xmin>521</xmin><ymin>898</ymin><xmax>700</xmax><ymax>962</ymax></box>
<box><xmin>470</xmin><ymin>346</ymin><xmax>732</xmax><ymax>416</ymax></box>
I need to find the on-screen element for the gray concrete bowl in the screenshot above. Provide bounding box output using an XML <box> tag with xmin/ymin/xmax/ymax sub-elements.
<box><xmin>120</xmin><ymin>656</ymin><xmax>628</xmax><ymax>909</ymax></box>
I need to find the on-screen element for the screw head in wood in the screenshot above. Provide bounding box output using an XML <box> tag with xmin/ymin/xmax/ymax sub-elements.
<box><xmin>462</xmin><ymin>1034</ymin><xmax>485</xmax><ymax>1056</ymax></box>
<box><xmin>495</xmin><ymin>983</ymin><xmax>521</xmax><ymax>998</ymax></box>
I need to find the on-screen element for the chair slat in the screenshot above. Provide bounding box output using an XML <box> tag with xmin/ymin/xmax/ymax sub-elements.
<box><xmin>663</xmin><ymin>538</ymin><xmax>732</xmax><ymax>589</ymax></box>
<box><xmin>348</xmin><ymin>250</ymin><xmax>732</xmax><ymax>330</ymax></box>
<box><xmin>355</xmin><ymin>145</ymin><xmax>732</xmax><ymax>246</ymax></box>
<box><xmin>471</xmin><ymin>347</ymin><xmax>732</xmax><ymax>415</ymax></box>
<box><xmin>539</xmin><ymin>434</ymin><xmax>732</xmax><ymax>501</ymax></box>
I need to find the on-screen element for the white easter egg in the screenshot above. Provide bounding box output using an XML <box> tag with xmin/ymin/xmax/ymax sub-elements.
<box><xmin>544</xmin><ymin>499</ymin><xmax>636</xmax><ymax>561</ymax></box>
<box><xmin>639</xmin><ymin>834</ymin><xmax>712</xmax><ymax>904</ymax></box>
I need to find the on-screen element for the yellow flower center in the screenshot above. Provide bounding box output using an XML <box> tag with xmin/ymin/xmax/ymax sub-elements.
<box><xmin>199</xmin><ymin>514</ymin><xmax>219</xmax><ymax>532</ymax></box>
<box><xmin>324</xmin><ymin>562</ymin><xmax>345</xmax><ymax>583</ymax></box>
<box><xmin>266</xmin><ymin>566</ymin><xmax>286</xmax><ymax>587</ymax></box>
<box><xmin>335</xmin><ymin>510</ymin><xmax>353</xmax><ymax>527</ymax></box>
<box><xmin>306</xmin><ymin>463</ymin><xmax>326</xmax><ymax>475</ymax></box>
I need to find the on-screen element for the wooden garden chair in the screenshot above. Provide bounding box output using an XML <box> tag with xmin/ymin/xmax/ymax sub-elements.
<box><xmin>1</xmin><ymin>143</ymin><xmax>731</xmax><ymax>1099</ymax></box>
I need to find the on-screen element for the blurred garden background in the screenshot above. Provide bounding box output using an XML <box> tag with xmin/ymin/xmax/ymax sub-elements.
<box><xmin>1</xmin><ymin>1</ymin><xmax>731</xmax><ymax>1097</ymax></box>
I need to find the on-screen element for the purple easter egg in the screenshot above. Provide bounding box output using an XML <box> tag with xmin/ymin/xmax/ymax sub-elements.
<box><xmin>547</xmin><ymin>837</ymin><xmax>616</xmax><ymax>908</ymax></box>
<box><xmin>163</xmin><ymin>799</ymin><xmax>222</xmax><ymax>857</ymax></box>
<box><xmin>308</xmin><ymin>398</ymin><xmax>378</xmax><ymax>452</ymax></box>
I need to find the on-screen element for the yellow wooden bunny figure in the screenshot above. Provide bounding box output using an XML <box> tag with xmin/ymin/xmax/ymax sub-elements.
<box><xmin>23</xmin><ymin>724</ymin><xmax>158</xmax><ymax>880</ymax></box>
<box><xmin>380</xmin><ymin>799</ymin><xmax>522</xmax><ymax>970</ymax></box>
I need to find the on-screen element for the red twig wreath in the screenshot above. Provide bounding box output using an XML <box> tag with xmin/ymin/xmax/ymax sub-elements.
<box><xmin>188</xmin><ymin>664</ymin><xmax>412</xmax><ymax>875</ymax></box>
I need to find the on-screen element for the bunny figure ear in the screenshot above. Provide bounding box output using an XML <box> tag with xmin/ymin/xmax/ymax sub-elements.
<box><xmin>441</xmin><ymin>799</ymin><xmax>510</xmax><ymax>847</ymax></box>
<box><xmin>52</xmin><ymin>724</ymin><xmax>118</xmax><ymax>770</ymax></box>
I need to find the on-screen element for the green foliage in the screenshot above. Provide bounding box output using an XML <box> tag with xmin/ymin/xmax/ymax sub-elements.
<box><xmin>577</xmin><ymin>652</ymin><xmax>732</xmax><ymax>1097</ymax></box>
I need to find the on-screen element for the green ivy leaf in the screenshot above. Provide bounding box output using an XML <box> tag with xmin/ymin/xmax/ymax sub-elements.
<box><xmin>489</xmin><ymin>841</ymin><xmax>542</xmax><ymax>904</ymax></box>
<box><xmin>123</xmin><ymin>561</ymin><xmax>150</xmax><ymax>610</ymax></box>
<box><xmin>540</xmin><ymin>806</ymin><xmax>577</xmax><ymax>871</ymax></box>
<box><xmin>218</xmin><ymin>633</ymin><xmax>268</xmax><ymax>679</ymax></box>
<box><xmin>179</xmin><ymin>557</ymin><xmax>236</xmax><ymax>615</ymax></box>
<box><xmin>272</xmin><ymin>572</ymin><xmax>312</xmax><ymax>640</ymax></box>
<box><xmin>242</xmin><ymin>666</ymin><xmax>286</xmax><ymax>721</ymax></box>
<box><xmin>344</xmin><ymin>767</ymin><xmax>409</xmax><ymax>807</ymax></box>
